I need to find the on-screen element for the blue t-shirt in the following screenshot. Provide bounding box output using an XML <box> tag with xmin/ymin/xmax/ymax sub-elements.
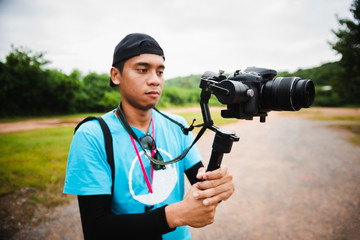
<box><xmin>64</xmin><ymin>109</ymin><xmax>202</xmax><ymax>239</ymax></box>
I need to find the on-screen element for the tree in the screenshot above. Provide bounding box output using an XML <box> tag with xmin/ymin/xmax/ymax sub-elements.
<box><xmin>82</xmin><ymin>72</ymin><xmax>118</xmax><ymax>112</ymax></box>
<box><xmin>0</xmin><ymin>46</ymin><xmax>83</xmax><ymax>117</ymax></box>
<box><xmin>329</xmin><ymin>0</ymin><xmax>360</xmax><ymax>104</ymax></box>
<box><xmin>42</xmin><ymin>69</ymin><xmax>82</xmax><ymax>114</ymax></box>
<box><xmin>0</xmin><ymin>46</ymin><xmax>50</xmax><ymax>116</ymax></box>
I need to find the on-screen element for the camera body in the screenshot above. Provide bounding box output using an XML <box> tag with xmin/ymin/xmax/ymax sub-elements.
<box><xmin>200</xmin><ymin>67</ymin><xmax>315</xmax><ymax>122</ymax></box>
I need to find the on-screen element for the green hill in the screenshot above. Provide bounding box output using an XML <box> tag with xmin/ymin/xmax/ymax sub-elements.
<box><xmin>277</xmin><ymin>62</ymin><xmax>339</xmax><ymax>87</ymax></box>
<box><xmin>165</xmin><ymin>74</ymin><xmax>202</xmax><ymax>89</ymax></box>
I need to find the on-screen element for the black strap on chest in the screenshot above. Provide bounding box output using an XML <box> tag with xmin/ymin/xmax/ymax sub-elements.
<box><xmin>74</xmin><ymin>117</ymin><xmax>115</xmax><ymax>196</ymax></box>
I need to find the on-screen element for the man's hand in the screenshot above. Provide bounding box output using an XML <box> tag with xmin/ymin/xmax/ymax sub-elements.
<box><xmin>165</xmin><ymin>166</ymin><xmax>234</xmax><ymax>228</ymax></box>
<box><xmin>193</xmin><ymin>166</ymin><xmax>234</xmax><ymax>206</ymax></box>
<box><xmin>165</xmin><ymin>185</ymin><xmax>217</xmax><ymax>228</ymax></box>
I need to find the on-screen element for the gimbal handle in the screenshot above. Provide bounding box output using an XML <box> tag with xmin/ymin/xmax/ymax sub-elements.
<box><xmin>207</xmin><ymin>127</ymin><xmax>239</xmax><ymax>171</ymax></box>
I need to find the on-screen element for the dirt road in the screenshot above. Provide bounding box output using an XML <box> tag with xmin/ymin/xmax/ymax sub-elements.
<box><xmin>191</xmin><ymin>117</ymin><xmax>360</xmax><ymax>240</ymax></box>
<box><xmin>11</xmin><ymin>113</ymin><xmax>360</xmax><ymax>240</ymax></box>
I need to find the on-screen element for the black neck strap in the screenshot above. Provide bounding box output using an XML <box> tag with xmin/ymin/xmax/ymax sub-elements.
<box><xmin>115</xmin><ymin>104</ymin><xmax>211</xmax><ymax>166</ymax></box>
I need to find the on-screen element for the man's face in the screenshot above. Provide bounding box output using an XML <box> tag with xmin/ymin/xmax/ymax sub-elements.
<box><xmin>114</xmin><ymin>54</ymin><xmax>165</xmax><ymax>110</ymax></box>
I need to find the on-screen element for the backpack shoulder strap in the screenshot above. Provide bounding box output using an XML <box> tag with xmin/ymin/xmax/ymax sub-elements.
<box><xmin>74</xmin><ymin>116</ymin><xmax>115</xmax><ymax>196</ymax></box>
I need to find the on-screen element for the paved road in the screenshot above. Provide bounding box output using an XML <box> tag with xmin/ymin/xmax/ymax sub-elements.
<box><xmin>14</xmin><ymin>116</ymin><xmax>360</xmax><ymax>239</ymax></box>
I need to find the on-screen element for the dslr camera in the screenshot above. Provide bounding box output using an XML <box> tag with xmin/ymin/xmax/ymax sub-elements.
<box><xmin>200</xmin><ymin>67</ymin><xmax>315</xmax><ymax>122</ymax></box>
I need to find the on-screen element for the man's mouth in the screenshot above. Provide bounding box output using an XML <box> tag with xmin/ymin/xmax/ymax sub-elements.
<box><xmin>145</xmin><ymin>90</ymin><xmax>160</xmax><ymax>97</ymax></box>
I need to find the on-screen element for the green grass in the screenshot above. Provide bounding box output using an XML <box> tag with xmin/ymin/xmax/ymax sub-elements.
<box><xmin>0</xmin><ymin>112</ymin><xmax>106</xmax><ymax>123</ymax></box>
<box><xmin>340</xmin><ymin>124</ymin><xmax>360</xmax><ymax>146</ymax></box>
<box><xmin>0</xmin><ymin>127</ymin><xmax>74</xmax><ymax>206</ymax></box>
<box><xmin>178</xmin><ymin>111</ymin><xmax>238</xmax><ymax>127</ymax></box>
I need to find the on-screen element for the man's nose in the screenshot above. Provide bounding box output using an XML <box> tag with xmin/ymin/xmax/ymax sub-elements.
<box><xmin>147</xmin><ymin>70</ymin><xmax>161</xmax><ymax>85</ymax></box>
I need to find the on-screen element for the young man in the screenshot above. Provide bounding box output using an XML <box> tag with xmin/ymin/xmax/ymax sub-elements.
<box><xmin>64</xmin><ymin>33</ymin><xmax>234</xmax><ymax>239</ymax></box>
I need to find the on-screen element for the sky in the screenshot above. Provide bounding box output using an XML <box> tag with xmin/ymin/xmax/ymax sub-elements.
<box><xmin>0</xmin><ymin>0</ymin><xmax>354</xmax><ymax>79</ymax></box>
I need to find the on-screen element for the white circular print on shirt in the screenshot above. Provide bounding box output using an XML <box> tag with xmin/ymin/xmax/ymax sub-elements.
<box><xmin>128</xmin><ymin>148</ymin><xmax>178</xmax><ymax>205</ymax></box>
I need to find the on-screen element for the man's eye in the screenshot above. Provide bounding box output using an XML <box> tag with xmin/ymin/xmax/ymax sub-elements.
<box><xmin>158</xmin><ymin>71</ymin><xmax>164</xmax><ymax>76</ymax></box>
<box><xmin>137</xmin><ymin>69</ymin><xmax>147</xmax><ymax>73</ymax></box>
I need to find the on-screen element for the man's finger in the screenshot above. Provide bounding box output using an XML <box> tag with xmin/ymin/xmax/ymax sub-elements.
<box><xmin>203</xmin><ymin>166</ymin><xmax>228</xmax><ymax>180</ymax></box>
<box><xmin>196</xmin><ymin>167</ymin><xmax>206</xmax><ymax>179</ymax></box>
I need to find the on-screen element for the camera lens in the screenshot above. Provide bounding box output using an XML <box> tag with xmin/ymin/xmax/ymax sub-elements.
<box><xmin>261</xmin><ymin>77</ymin><xmax>315</xmax><ymax>111</ymax></box>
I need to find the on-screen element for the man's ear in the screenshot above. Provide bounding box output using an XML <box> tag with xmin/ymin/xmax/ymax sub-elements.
<box><xmin>110</xmin><ymin>67</ymin><xmax>121</xmax><ymax>86</ymax></box>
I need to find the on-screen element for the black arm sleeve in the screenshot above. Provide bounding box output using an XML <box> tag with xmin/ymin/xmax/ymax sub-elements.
<box><xmin>185</xmin><ymin>161</ymin><xmax>204</xmax><ymax>185</ymax></box>
<box><xmin>77</xmin><ymin>195</ymin><xmax>175</xmax><ymax>240</ymax></box>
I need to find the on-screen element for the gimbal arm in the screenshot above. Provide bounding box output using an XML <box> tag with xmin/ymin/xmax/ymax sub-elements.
<box><xmin>199</xmin><ymin>78</ymin><xmax>239</xmax><ymax>171</ymax></box>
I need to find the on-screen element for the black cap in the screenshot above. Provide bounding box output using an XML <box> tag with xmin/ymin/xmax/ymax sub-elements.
<box><xmin>110</xmin><ymin>33</ymin><xmax>165</xmax><ymax>87</ymax></box>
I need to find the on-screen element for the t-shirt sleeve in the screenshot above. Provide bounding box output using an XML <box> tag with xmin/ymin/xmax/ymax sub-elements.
<box><xmin>63</xmin><ymin>120</ymin><xmax>112</xmax><ymax>195</ymax></box>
